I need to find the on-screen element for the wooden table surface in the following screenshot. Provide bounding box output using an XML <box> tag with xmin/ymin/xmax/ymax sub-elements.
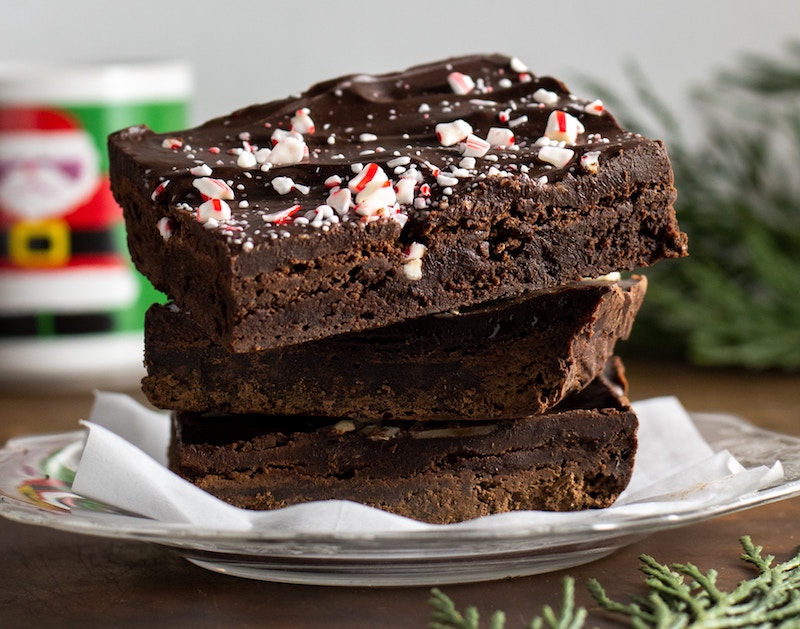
<box><xmin>1</xmin><ymin>356</ymin><xmax>799</xmax><ymax>628</ymax></box>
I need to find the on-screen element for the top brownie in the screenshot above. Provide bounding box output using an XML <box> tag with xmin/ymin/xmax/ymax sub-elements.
<box><xmin>109</xmin><ymin>54</ymin><xmax>687</xmax><ymax>352</ymax></box>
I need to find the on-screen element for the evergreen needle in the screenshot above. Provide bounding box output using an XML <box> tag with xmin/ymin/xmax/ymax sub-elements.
<box><xmin>430</xmin><ymin>537</ymin><xmax>800</xmax><ymax>628</ymax></box>
<box><xmin>578</xmin><ymin>40</ymin><xmax>800</xmax><ymax>370</ymax></box>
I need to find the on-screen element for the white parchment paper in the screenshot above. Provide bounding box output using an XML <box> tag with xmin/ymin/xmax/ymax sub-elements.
<box><xmin>71</xmin><ymin>393</ymin><xmax>784</xmax><ymax>533</ymax></box>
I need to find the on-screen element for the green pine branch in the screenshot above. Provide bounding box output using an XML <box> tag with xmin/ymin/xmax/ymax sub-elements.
<box><xmin>578</xmin><ymin>41</ymin><xmax>800</xmax><ymax>370</ymax></box>
<box><xmin>428</xmin><ymin>536</ymin><xmax>800</xmax><ymax>628</ymax></box>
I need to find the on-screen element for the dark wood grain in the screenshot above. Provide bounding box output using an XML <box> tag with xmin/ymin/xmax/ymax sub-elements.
<box><xmin>1</xmin><ymin>358</ymin><xmax>798</xmax><ymax>628</ymax></box>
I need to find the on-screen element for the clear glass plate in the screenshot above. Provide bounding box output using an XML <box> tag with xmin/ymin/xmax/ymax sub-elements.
<box><xmin>2</xmin><ymin>412</ymin><xmax>800</xmax><ymax>586</ymax></box>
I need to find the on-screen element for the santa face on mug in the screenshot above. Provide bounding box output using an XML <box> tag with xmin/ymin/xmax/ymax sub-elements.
<box><xmin>0</xmin><ymin>109</ymin><xmax>100</xmax><ymax>222</ymax></box>
<box><xmin>0</xmin><ymin>107</ymin><xmax>138</xmax><ymax>333</ymax></box>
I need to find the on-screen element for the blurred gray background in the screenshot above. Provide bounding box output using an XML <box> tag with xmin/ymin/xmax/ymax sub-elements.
<box><xmin>4</xmin><ymin>0</ymin><xmax>798</xmax><ymax>126</ymax></box>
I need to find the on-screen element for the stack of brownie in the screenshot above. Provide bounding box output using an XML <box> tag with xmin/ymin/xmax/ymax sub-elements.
<box><xmin>108</xmin><ymin>55</ymin><xmax>687</xmax><ymax>524</ymax></box>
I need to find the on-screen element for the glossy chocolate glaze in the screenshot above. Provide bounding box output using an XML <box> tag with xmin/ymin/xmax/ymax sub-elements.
<box><xmin>112</xmin><ymin>54</ymin><xmax>653</xmax><ymax>253</ymax></box>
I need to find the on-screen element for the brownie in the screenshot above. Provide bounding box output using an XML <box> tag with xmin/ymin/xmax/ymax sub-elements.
<box><xmin>109</xmin><ymin>54</ymin><xmax>687</xmax><ymax>352</ymax></box>
<box><xmin>169</xmin><ymin>357</ymin><xmax>637</xmax><ymax>524</ymax></box>
<box><xmin>144</xmin><ymin>276</ymin><xmax>646</xmax><ymax>420</ymax></box>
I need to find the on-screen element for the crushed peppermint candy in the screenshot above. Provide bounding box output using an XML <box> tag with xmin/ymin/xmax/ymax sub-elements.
<box><xmin>580</xmin><ymin>150</ymin><xmax>601</xmax><ymax>173</ymax></box>
<box><xmin>151</xmin><ymin>180</ymin><xmax>170</xmax><ymax>201</ymax></box>
<box><xmin>402</xmin><ymin>241</ymin><xmax>428</xmax><ymax>281</ymax></box>
<box><xmin>136</xmin><ymin>55</ymin><xmax>627</xmax><ymax>261</ymax></box>
<box><xmin>538</xmin><ymin>145</ymin><xmax>575</xmax><ymax>168</ymax></box>
<box><xmin>447</xmin><ymin>72</ymin><xmax>475</xmax><ymax>95</ymax></box>
<box><xmin>290</xmin><ymin>108</ymin><xmax>315</xmax><ymax>134</ymax></box>
<box><xmin>156</xmin><ymin>217</ymin><xmax>173</xmax><ymax>240</ymax></box>
<box><xmin>197</xmin><ymin>198</ymin><xmax>232</xmax><ymax>223</ymax></box>
<box><xmin>436</xmin><ymin>119</ymin><xmax>472</xmax><ymax>146</ymax></box>
<box><xmin>271</xmin><ymin>176</ymin><xmax>297</xmax><ymax>195</ymax></box>
<box><xmin>189</xmin><ymin>164</ymin><xmax>213</xmax><ymax>177</ymax></box>
<box><xmin>193</xmin><ymin>177</ymin><xmax>234</xmax><ymax>200</ymax></box>
<box><xmin>544</xmin><ymin>110</ymin><xmax>585</xmax><ymax>145</ymax></box>
<box><xmin>533</xmin><ymin>88</ymin><xmax>559</xmax><ymax>105</ymax></box>
<box><xmin>485</xmin><ymin>127</ymin><xmax>515</xmax><ymax>148</ymax></box>
<box><xmin>161</xmin><ymin>137</ymin><xmax>183</xmax><ymax>150</ymax></box>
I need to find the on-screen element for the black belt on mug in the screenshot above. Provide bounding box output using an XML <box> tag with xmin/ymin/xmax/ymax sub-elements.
<box><xmin>0</xmin><ymin>220</ymin><xmax>118</xmax><ymax>267</ymax></box>
<box><xmin>0</xmin><ymin>312</ymin><xmax>116</xmax><ymax>337</ymax></box>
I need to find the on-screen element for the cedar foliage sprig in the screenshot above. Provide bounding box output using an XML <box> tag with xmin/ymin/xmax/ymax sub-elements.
<box><xmin>577</xmin><ymin>41</ymin><xmax>800</xmax><ymax>370</ymax></box>
<box><xmin>428</xmin><ymin>536</ymin><xmax>800</xmax><ymax>628</ymax></box>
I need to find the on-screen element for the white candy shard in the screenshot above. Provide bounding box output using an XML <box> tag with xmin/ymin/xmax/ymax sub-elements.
<box><xmin>402</xmin><ymin>241</ymin><xmax>427</xmax><ymax>281</ymax></box>
<box><xmin>533</xmin><ymin>88</ymin><xmax>559</xmax><ymax>105</ymax></box>
<box><xmin>326</xmin><ymin>187</ymin><xmax>352</xmax><ymax>215</ymax></box>
<box><xmin>271</xmin><ymin>176</ymin><xmax>296</xmax><ymax>195</ymax></box>
<box><xmin>348</xmin><ymin>162</ymin><xmax>388</xmax><ymax>193</ymax></box>
<box><xmin>580</xmin><ymin>150</ymin><xmax>601</xmax><ymax>174</ymax></box>
<box><xmin>156</xmin><ymin>216</ymin><xmax>173</xmax><ymax>241</ymax></box>
<box><xmin>324</xmin><ymin>174</ymin><xmax>343</xmax><ymax>188</ymax></box>
<box><xmin>189</xmin><ymin>164</ymin><xmax>213</xmax><ymax>177</ymax></box>
<box><xmin>197</xmin><ymin>198</ymin><xmax>231</xmax><ymax>223</ymax></box>
<box><xmin>192</xmin><ymin>177</ymin><xmax>234</xmax><ymax>200</ymax></box>
<box><xmin>355</xmin><ymin>179</ymin><xmax>397</xmax><ymax>216</ymax></box>
<box><xmin>544</xmin><ymin>110</ymin><xmax>585</xmax><ymax>145</ymax></box>
<box><xmin>447</xmin><ymin>71</ymin><xmax>475</xmax><ymax>95</ymax></box>
<box><xmin>237</xmin><ymin>151</ymin><xmax>257</xmax><ymax>169</ymax></box>
<box><xmin>151</xmin><ymin>179</ymin><xmax>170</xmax><ymax>201</ymax></box>
<box><xmin>538</xmin><ymin>145</ymin><xmax>575</xmax><ymax>168</ymax></box>
<box><xmin>436</xmin><ymin>119</ymin><xmax>473</xmax><ymax>146</ymax></box>
<box><xmin>161</xmin><ymin>137</ymin><xmax>183</xmax><ymax>150</ymax></box>
<box><xmin>262</xmin><ymin>204</ymin><xmax>301</xmax><ymax>224</ymax></box>
<box><xmin>290</xmin><ymin>107</ymin><xmax>315</xmax><ymax>134</ymax></box>
<box><xmin>268</xmin><ymin>136</ymin><xmax>306</xmax><ymax>166</ymax></box>
<box><xmin>485</xmin><ymin>127</ymin><xmax>515</xmax><ymax>147</ymax></box>
<box><xmin>254</xmin><ymin>147</ymin><xmax>272</xmax><ymax>164</ymax></box>
<box><xmin>509</xmin><ymin>57</ymin><xmax>529</xmax><ymax>73</ymax></box>
<box><xmin>394</xmin><ymin>177</ymin><xmax>416</xmax><ymax>205</ymax></box>
<box><xmin>436</xmin><ymin>174</ymin><xmax>459</xmax><ymax>187</ymax></box>
<box><xmin>460</xmin><ymin>134</ymin><xmax>490</xmax><ymax>158</ymax></box>
<box><xmin>584</xmin><ymin>99</ymin><xmax>605</xmax><ymax>115</ymax></box>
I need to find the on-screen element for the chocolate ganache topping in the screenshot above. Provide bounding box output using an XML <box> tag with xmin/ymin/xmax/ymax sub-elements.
<box><xmin>115</xmin><ymin>54</ymin><xmax>655</xmax><ymax>268</ymax></box>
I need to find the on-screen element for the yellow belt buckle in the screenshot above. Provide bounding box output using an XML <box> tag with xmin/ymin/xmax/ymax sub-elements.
<box><xmin>9</xmin><ymin>219</ymin><xmax>71</xmax><ymax>268</ymax></box>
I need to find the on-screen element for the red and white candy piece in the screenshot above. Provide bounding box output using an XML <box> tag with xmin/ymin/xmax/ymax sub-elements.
<box><xmin>436</xmin><ymin>119</ymin><xmax>473</xmax><ymax>146</ymax></box>
<box><xmin>189</xmin><ymin>164</ymin><xmax>213</xmax><ymax>177</ymax></box>
<box><xmin>544</xmin><ymin>110</ymin><xmax>585</xmax><ymax>145</ymax></box>
<box><xmin>197</xmin><ymin>198</ymin><xmax>231</xmax><ymax>223</ymax></box>
<box><xmin>538</xmin><ymin>145</ymin><xmax>575</xmax><ymax>168</ymax></box>
<box><xmin>402</xmin><ymin>241</ymin><xmax>428</xmax><ymax>281</ymax></box>
<box><xmin>584</xmin><ymin>99</ymin><xmax>605</xmax><ymax>115</ymax></box>
<box><xmin>580</xmin><ymin>150</ymin><xmax>601</xmax><ymax>174</ymax></box>
<box><xmin>460</xmin><ymin>134</ymin><xmax>491</xmax><ymax>158</ymax></box>
<box><xmin>447</xmin><ymin>72</ymin><xmax>475</xmax><ymax>95</ymax></box>
<box><xmin>161</xmin><ymin>137</ymin><xmax>183</xmax><ymax>150</ymax></box>
<box><xmin>326</xmin><ymin>187</ymin><xmax>353</xmax><ymax>216</ymax></box>
<box><xmin>290</xmin><ymin>107</ymin><xmax>315</xmax><ymax>134</ymax></box>
<box><xmin>268</xmin><ymin>136</ymin><xmax>306</xmax><ymax>167</ymax></box>
<box><xmin>355</xmin><ymin>179</ymin><xmax>397</xmax><ymax>216</ymax></box>
<box><xmin>394</xmin><ymin>177</ymin><xmax>416</xmax><ymax>205</ymax></box>
<box><xmin>156</xmin><ymin>216</ymin><xmax>173</xmax><ymax>241</ymax></box>
<box><xmin>485</xmin><ymin>127</ymin><xmax>515</xmax><ymax>147</ymax></box>
<box><xmin>324</xmin><ymin>174</ymin><xmax>343</xmax><ymax>188</ymax></box>
<box><xmin>271</xmin><ymin>176</ymin><xmax>296</xmax><ymax>195</ymax></box>
<box><xmin>192</xmin><ymin>177</ymin><xmax>234</xmax><ymax>200</ymax></box>
<box><xmin>348</xmin><ymin>162</ymin><xmax>388</xmax><ymax>194</ymax></box>
<box><xmin>271</xmin><ymin>128</ymin><xmax>301</xmax><ymax>144</ymax></box>
<box><xmin>151</xmin><ymin>179</ymin><xmax>170</xmax><ymax>201</ymax></box>
<box><xmin>262</xmin><ymin>204</ymin><xmax>302</xmax><ymax>224</ymax></box>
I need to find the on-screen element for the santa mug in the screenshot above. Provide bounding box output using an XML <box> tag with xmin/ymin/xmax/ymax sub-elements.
<box><xmin>0</xmin><ymin>61</ymin><xmax>191</xmax><ymax>387</ymax></box>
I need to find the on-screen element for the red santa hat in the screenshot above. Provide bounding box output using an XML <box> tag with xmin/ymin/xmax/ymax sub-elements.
<box><xmin>0</xmin><ymin>107</ymin><xmax>81</xmax><ymax>133</ymax></box>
